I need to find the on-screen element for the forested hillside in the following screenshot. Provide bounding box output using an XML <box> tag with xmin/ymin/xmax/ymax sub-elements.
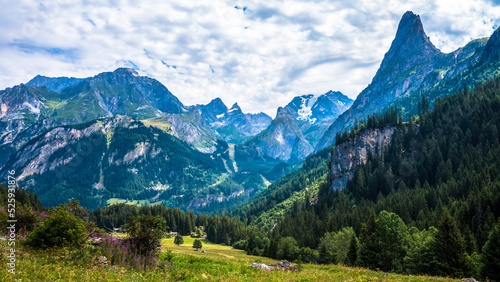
<box><xmin>262</xmin><ymin>78</ymin><xmax>500</xmax><ymax>278</ymax></box>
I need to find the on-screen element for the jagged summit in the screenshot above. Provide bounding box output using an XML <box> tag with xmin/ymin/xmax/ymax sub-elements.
<box><xmin>204</xmin><ymin>98</ymin><xmax>228</xmax><ymax>114</ymax></box>
<box><xmin>392</xmin><ymin>11</ymin><xmax>436</xmax><ymax>48</ymax></box>
<box><xmin>374</xmin><ymin>12</ymin><xmax>440</xmax><ymax>81</ymax></box>
<box><xmin>230</xmin><ymin>102</ymin><xmax>241</xmax><ymax>110</ymax></box>
<box><xmin>276</xmin><ymin>106</ymin><xmax>293</xmax><ymax>118</ymax></box>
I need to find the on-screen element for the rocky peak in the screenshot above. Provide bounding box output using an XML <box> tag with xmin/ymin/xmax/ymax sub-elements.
<box><xmin>275</xmin><ymin>107</ymin><xmax>294</xmax><ymax>119</ymax></box>
<box><xmin>393</xmin><ymin>12</ymin><xmax>433</xmax><ymax>48</ymax></box>
<box><xmin>375</xmin><ymin>11</ymin><xmax>440</xmax><ymax>80</ymax></box>
<box><xmin>245</xmin><ymin>106</ymin><xmax>313</xmax><ymax>163</ymax></box>
<box><xmin>205</xmin><ymin>98</ymin><xmax>228</xmax><ymax>114</ymax></box>
<box><xmin>228</xmin><ymin>102</ymin><xmax>247</xmax><ymax>118</ymax></box>
<box><xmin>229</xmin><ymin>103</ymin><xmax>242</xmax><ymax>112</ymax></box>
<box><xmin>323</xmin><ymin>90</ymin><xmax>351</xmax><ymax>101</ymax></box>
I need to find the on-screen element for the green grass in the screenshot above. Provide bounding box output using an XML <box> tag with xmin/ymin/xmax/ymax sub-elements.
<box><xmin>141</xmin><ymin>119</ymin><xmax>171</xmax><ymax>132</ymax></box>
<box><xmin>250</xmin><ymin>180</ymin><xmax>321</xmax><ymax>229</ymax></box>
<box><xmin>106</xmin><ymin>198</ymin><xmax>162</xmax><ymax>206</ymax></box>
<box><xmin>0</xmin><ymin>237</ymin><xmax>458</xmax><ymax>281</ymax></box>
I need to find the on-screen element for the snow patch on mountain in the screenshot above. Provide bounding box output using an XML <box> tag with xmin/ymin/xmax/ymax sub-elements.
<box><xmin>297</xmin><ymin>95</ymin><xmax>319</xmax><ymax>123</ymax></box>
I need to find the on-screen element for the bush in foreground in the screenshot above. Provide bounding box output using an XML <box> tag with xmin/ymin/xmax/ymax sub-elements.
<box><xmin>24</xmin><ymin>205</ymin><xmax>87</xmax><ymax>249</ymax></box>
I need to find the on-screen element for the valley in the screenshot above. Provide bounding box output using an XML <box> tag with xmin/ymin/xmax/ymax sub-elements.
<box><xmin>1</xmin><ymin>8</ymin><xmax>500</xmax><ymax>282</ymax></box>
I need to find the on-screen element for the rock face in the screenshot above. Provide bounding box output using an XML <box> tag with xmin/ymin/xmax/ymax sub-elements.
<box><xmin>243</xmin><ymin>107</ymin><xmax>314</xmax><ymax>163</ymax></box>
<box><xmin>329</xmin><ymin>126</ymin><xmax>396</xmax><ymax>191</ymax></box>
<box><xmin>0</xmin><ymin>85</ymin><xmax>50</xmax><ymax>145</ymax></box>
<box><xmin>481</xmin><ymin>26</ymin><xmax>500</xmax><ymax>62</ymax></box>
<box><xmin>316</xmin><ymin>11</ymin><xmax>488</xmax><ymax>151</ymax></box>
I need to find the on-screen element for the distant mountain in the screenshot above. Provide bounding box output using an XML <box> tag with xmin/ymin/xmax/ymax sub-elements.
<box><xmin>0</xmin><ymin>84</ymin><xmax>60</xmax><ymax>164</ymax></box>
<box><xmin>243</xmin><ymin>107</ymin><xmax>314</xmax><ymax>163</ymax></box>
<box><xmin>27</xmin><ymin>75</ymin><xmax>84</xmax><ymax>92</ymax></box>
<box><xmin>0</xmin><ymin>68</ymin><xmax>189</xmax><ymax>165</ymax></box>
<box><xmin>316</xmin><ymin>11</ymin><xmax>489</xmax><ymax>150</ymax></box>
<box><xmin>246</xmin><ymin>112</ymin><xmax>274</xmax><ymax>135</ymax></box>
<box><xmin>197</xmin><ymin>99</ymin><xmax>272</xmax><ymax>143</ymax></box>
<box><xmin>219</xmin><ymin>91</ymin><xmax>350</xmax><ymax>167</ymax></box>
<box><xmin>0</xmin><ymin>115</ymin><xmax>236</xmax><ymax>209</ymax></box>
<box><xmin>284</xmin><ymin>90</ymin><xmax>353</xmax><ymax>123</ymax></box>
<box><xmin>284</xmin><ymin>90</ymin><xmax>353</xmax><ymax>147</ymax></box>
<box><xmin>142</xmin><ymin>108</ymin><xmax>223</xmax><ymax>154</ymax></box>
<box><xmin>197</xmin><ymin>98</ymin><xmax>228</xmax><ymax>125</ymax></box>
<box><xmin>60</xmin><ymin>68</ymin><xmax>185</xmax><ymax>120</ymax></box>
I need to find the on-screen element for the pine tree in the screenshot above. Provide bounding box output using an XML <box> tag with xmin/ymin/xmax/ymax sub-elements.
<box><xmin>174</xmin><ymin>234</ymin><xmax>184</xmax><ymax>246</ymax></box>
<box><xmin>480</xmin><ymin>220</ymin><xmax>500</xmax><ymax>281</ymax></box>
<box><xmin>193</xmin><ymin>239</ymin><xmax>203</xmax><ymax>251</ymax></box>
<box><xmin>431</xmin><ymin>210</ymin><xmax>465</xmax><ymax>277</ymax></box>
<box><xmin>345</xmin><ymin>233</ymin><xmax>359</xmax><ymax>266</ymax></box>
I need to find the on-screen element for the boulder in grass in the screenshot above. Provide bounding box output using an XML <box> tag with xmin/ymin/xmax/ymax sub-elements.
<box><xmin>461</xmin><ymin>279</ymin><xmax>477</xmax><ymax>282</ymax></box>
<box><xmin>249</xmin><ymin>263</ymin><xmax>271</xmax><ymax>271</ymax></box>
<box><xmin>268</xmin><ymin>260</ymin><xmax>296</xmax><ymax>271</ymax></box>
<box><xmin>97</xmin><ymin>256</ymin><xmax>108</xmax><ymax>267</ymax></box>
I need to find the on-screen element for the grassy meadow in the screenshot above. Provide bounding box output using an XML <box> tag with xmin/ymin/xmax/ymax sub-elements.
<box><xmin>1</xmin><ymin>236</ymin><xmax>459</xmax><ymax>281</ymax></box>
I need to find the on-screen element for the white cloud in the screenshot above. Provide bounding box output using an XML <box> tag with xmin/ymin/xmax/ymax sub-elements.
<box><xmin>0</xmin><ymin>0</ymin><xmax>498</xmax><ymax>116</ymax></box>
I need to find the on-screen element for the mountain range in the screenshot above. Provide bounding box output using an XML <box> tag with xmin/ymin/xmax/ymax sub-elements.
<box><xmin>1</xmin><ymin>11</ymin><xmax>500</xmax><ymax>211</ymax></box>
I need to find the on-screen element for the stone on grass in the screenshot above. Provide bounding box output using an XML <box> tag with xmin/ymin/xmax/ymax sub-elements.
<box><xmin>97</xmin><ymin>256</ymin><xmax>108</xmax><ymax>267</ymax></box>
<box><xmin>249</xmin><ymin>263</ymin><xmax>271</xmax><ymax>271</ymax></box>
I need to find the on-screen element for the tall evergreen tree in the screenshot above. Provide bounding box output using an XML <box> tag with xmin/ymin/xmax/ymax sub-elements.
<box><xmin>345</xmin><ymin>233</ymin><xmax>359</xmax><ymax>266</ymax></box>
<box><xmin>480</xmin><ymin>219</ymin><xmax>500</xmax><ymax>281</ymax></box>
<box><xmin>432</xmin><ymin>210</ymin><xmax>466</xmax><ymax>277</ymax></box>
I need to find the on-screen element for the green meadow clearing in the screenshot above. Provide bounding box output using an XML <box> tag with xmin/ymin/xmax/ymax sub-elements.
<box><xmin>1</xmin><ymin>236</ymin><xmax>458</xmax><ymax>281</ymax></box>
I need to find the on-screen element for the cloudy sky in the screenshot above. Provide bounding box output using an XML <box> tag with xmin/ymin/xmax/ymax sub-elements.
<box><xmin>1</xmin><ymin>0</ymin><xmax>499</xmax><ymax>116</ymax></box>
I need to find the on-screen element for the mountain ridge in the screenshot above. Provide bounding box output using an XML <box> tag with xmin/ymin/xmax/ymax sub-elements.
<box><xmin>316</xmin><ymin>11</ymin><xmax>490</xmax><ymax>151</ymax></box>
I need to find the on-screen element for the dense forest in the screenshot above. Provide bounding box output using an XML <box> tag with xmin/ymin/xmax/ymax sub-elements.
<box><xmin>263</xmin><ymin>78</ymin><xmax>500</xmax><ymax>278</ymax></box>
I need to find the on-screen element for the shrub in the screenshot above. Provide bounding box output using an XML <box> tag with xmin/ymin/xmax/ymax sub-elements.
<box><xmin>233</xmin><ymin>239</ymin><xmax>248</xmax><ymax>250</ymax></box>
<box><xmin>298</xmin><ymin>247</ymin><xmax>319</xmax><ymax>263</ymax></box>
<box><xmin>0</xmin><ymin>205</ymin><xmax>47</xmax><ymax>236</ymax></box>
<box><xmin>24</xmin><ymin>206</ymin><xmax>87</xmax><ymax>249</ymax></box>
